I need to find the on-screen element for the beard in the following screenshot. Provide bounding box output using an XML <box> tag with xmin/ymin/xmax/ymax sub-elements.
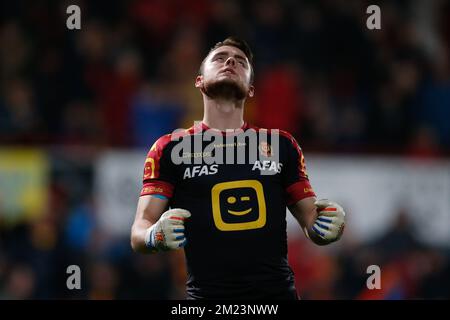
<box><xmin>203</xmin><ymin>77</ymin><xmax>248</xmax><ymax>101</ymax></box>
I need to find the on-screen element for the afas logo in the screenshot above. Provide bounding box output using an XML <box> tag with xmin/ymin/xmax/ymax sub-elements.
<box><xmin>183</xmin><ymin>165</ymin><xmax>218</xmax><ymax>179</ymax></box>
<box><xmin>252</xmin><ymin>160</ymin><xmax>282</xmax><ymax>174</ymax></box>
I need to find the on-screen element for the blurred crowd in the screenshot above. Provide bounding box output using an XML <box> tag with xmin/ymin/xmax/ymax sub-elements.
<box><xmin>1</xmin><ymin>0</ymin><xmax>449</xmax><ymax>153</ymax></box>
<box><xmin>289</xmin><ymin>211</ymin><xmax>450</xmax><ymax>299</ymax></box>
<box><xmin>1</xmin><ymin>172</ymin><xmax>449</xmax><ymax>299</ymax></box>
<box><xmin>0</xmin><ymin>0</ymin><xmax>449</xmax><ymax>299</ymax></box>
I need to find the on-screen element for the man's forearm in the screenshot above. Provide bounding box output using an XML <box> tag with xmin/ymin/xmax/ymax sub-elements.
<box><xmin>290</xmin><ymin>197</ymin><xmax>345</xmax><ymax>246</ymax></box>
<box><xmin>131</xmin><ymin>219</ymin><xmax>153</xmax><ymax>253</ymax></box>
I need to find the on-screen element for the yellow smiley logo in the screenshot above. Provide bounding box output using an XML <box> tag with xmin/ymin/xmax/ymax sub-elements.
<box><xmin>211</xmin><ymin>180</ymin><xmax>266</xmax><ymax>231</ymax></box>
<box><xmin>226</xmin><ymin>196</ymin><xmax>252</xmax><ymax>215</ymax></box>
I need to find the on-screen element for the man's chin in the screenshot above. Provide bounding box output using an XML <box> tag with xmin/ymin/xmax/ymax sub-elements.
<box><xmin>204</xmin><ymin>79</ymin><xmax>247</xmax><ymax>101</ymax></box>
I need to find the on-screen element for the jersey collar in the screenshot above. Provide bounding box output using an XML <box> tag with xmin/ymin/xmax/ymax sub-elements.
<box><xmin>197</xmin><ymin>121</ymin><xmax>249</xmax><ymax>136</ymax></box>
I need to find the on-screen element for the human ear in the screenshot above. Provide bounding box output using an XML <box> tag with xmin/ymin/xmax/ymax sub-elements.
<box><xmin>195</xmin><ymin>75</ymin><xmax>203</xmax><ymax>88</ymax></box>
<box><xmin>248</xmin><ymin>85</ymin><xmax>255</xmax><ymax>98</ymax></box>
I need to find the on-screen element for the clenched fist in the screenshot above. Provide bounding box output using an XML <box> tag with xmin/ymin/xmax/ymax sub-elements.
<box><xmin>144</xmin><ymin>208</ymin><xmax>191</xmax><ymax>252</ymax></box>
<box><xmin>311</xmin><ymin>199</ymin><xmax>346</xmax><ymax>244</ymax></box>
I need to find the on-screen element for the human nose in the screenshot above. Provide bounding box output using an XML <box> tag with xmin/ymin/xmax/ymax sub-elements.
<box><xmin>225</xmin><ymin>56</ymin><xmax>236</xmax><ymax>67</ymax></box>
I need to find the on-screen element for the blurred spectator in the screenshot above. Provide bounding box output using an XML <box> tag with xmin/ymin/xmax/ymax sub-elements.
<box><xmin>371</xmin><ymin>209</ymin><xmax>422</xmax><ymax>260</ymax></box>
<box><xmin>417</xmin><ymin>48</ymin><xmax>450</xmax><ymax>147</ymax></box>
<box><xmin>0</xmin><ymin>263</ymin><xmax>36</xmax><ymax>299</ymax></box>
<box><xmin>97</xmin><ymin>49</ymin><xmax>143</xmax><ymax>146</ymax></box>
<box><xmin>87</xmin><ymin>259</ymin><xmax>119</xmax><ymax>300</ymax></box>
<box><xmin>60</xmin><ymin>100</ymin><xmax>105</xmax><ymax>145</ymax></box>
<box><xmin>0</xmin><ymin>79</ymin><xmax>41</xmax><ymax>143</ymax></box>
<box><xmin>0</xmin><ymin>21</ymin><xmax>30</xmax><ymax>81</ymax></box>
<box><xmin>130</xmin><ymin>82</ymin><xmax>183</xmax><ymax>147</ymax></box>
<box><xmin>253</xmin><ymin>63</ymin><xmax>305</xmax><ymax>136</ymax></box>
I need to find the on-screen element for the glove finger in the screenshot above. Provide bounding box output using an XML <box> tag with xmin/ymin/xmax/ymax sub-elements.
<box><xmin>318</xmin><ymin>215</ymin><xmax>341</xmax><ymax>229</ymax></box>
<box><xmin>168</xmin><ymin>217</ymin><xmax>188</xmax><ymax>225</ymax></box>
<box><xmin>314</xmin><ymin>199</ymin><xmax>333</xmax><ymax>209</ymax></box>
<box><xmin>326</xmin><ymin>224</ymin><xmax>340</xmax><ymax>234</ymax></box>
<box><xmin>312</xmin><ymin>224</ymin><xmax>327</xmax><ymax>238</ymax></box>
<box><xmin>166</xmin><ymin>231</ymin><xmax>185</xmax><ymax>241</ymax></box>
<box><xmin>174</xmin><ymin>234</ymin><xmax>185</xmax><ymax>241</ymax></box>
<box><xmin>337</xmin><ymin>224</ymin><xmax>345</xmax><ymax>238</ymax></box>
<box><xmin>317</xmin><ymin>216</ymin><xmax>333</xmax><ymax>223</ymax></box>
<box><xmin>317</xmin><ymin>208</ymin><xmax>343</xmax><ymax>217</ymax></box>
<box><xmin>314</xmin><ymin>221</ymin><xmax>330</xmax><ymax>230</ymax></box>
<box><xmin>315</xmin><ymin>200</ymin><xmax>345</xmax><ymax>216</ymax></box>
<box><xmin>170</xmin><ymin>209</ymin><xmax>191</xmax><ymax>219</ymax></box>
<box><xmin>175</xmin><ymin>238</ymin><xmax>187</xmax><ymax>248</ymax></box>
<box><xmin>173</xmin><ymin>226</ymin><xmax>185</xmax><ymax>233</ymax></box>
<box><xmin>330</xmin><ymin>221</ymin><xmax>345</xmax><ymax>236</ymax></box>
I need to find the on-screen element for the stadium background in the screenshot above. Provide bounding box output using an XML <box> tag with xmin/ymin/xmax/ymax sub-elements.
<box><xmin>0</xmin><ymin>0</ymin><xmax>449</xmax><ymax>299</ymax></box>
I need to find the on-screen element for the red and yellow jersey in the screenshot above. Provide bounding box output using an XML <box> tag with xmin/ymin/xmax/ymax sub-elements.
<box><xmin>140</xmin><ymin>122</ymin><xmax>315</xmax><ymax>299</ymax></box>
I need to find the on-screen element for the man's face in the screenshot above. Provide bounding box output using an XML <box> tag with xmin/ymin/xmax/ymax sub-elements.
<box><xmin>196</xmin><ymin>45</ymin><xmax>254</xmax><ymax>100</ymax></box>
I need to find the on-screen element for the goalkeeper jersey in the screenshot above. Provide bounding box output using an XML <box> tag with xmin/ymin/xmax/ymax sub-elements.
<box><xmin>140</xmin><ymin>121</ymin><xmax>315</xmax><ymax>299</ymax></box>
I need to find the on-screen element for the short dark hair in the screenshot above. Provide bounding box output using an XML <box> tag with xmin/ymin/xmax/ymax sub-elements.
<box><xmin>199</xmin><ymin>36</ymin><xmax>254</xmax><ymax>84</ymax></box>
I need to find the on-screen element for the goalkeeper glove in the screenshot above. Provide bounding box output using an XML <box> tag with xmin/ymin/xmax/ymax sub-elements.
<box><xmin>144</xmin><ymin>208</ymin><xmax>191</xmax><ymax>252</ymax></box>
<box><xmin>311</xmin><ymin>199</ymin><xmax>346</xmax><ymax>244</ymax></box>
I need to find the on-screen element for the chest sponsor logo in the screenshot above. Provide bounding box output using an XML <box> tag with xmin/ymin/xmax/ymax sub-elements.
<box><xmin>211</xmin><ymin>180</ymin><xmax>266</xmax><ymax>231</ymax></box>
<box><xmin>183</xmin><ymin>164</ymin><xmax>218</xmax><ymax>180</ymax></box>
<box><xmin>252</xmin><ymin>160</ymin><xmax>282</xmax><ymax>174</ymax></box>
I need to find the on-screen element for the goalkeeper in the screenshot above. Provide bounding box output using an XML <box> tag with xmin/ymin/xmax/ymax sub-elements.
<box><xmin>130</xmin><ymin>37</ymin><xmax>346</xmax><ymax>299</ymax></box>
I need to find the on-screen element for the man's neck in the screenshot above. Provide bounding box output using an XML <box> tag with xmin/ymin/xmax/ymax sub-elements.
<box><xmin>202</xmin><ymin>96</ymin><xmax>245</xmax><ymax>131</ymax></box>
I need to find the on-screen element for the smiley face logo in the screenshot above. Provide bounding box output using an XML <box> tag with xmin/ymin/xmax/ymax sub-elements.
<box><xmin>211</xmin><ymin>180</ymin><xmax>266</xmax><ymax>231</ymax></box>
<box><xmin>226</xmin><ymin>196</ymin><xmax>252</xmax><ymax>215</ymax></box>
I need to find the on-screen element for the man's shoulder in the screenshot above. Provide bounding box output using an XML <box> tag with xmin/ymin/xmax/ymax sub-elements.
<box><xmin>147</xmin><ymin>133</ymin><xmax>173</xmax><ymax>154</ymax></box>
<box><xmin>247</xmin><ymin>124</ymin><xmax>296</xmax><ymax>143</ymax></box>
<box><xmin>149</xmin><ymin>125</ymin><xmax>299</xmax><ymax>148</ymax></box>
<box><xmin>276</xmin><ymin>129</ymin><xmax>296</xmax><ymax>141</ymax></box>
<box><xmin>148</xmin><ymin>126</ymin><xmax>200</xmax><ymax>153</ymax></box>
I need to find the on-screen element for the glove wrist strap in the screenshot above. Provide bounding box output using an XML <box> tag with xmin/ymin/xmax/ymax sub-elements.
<box><xmin>144</xmin><ymin>225</ymin><xmax>159</xmax><ymax>253</ymax></box>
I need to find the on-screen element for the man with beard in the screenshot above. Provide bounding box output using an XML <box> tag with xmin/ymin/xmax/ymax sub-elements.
<box><xmin>130</xmin><ymin>37</ymin><xmax>346</xmax><ymax>299</ymax></box>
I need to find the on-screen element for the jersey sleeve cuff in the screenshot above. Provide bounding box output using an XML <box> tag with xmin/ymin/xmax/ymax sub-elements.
<box><xmin>140</xmin><ymin>181</ymin><xmax>174</xmax><ymax>198</ymax></box>
<box><xmin>285</xmin><ymin>180</ymin><xmax>316</xmax><ymax>205</ymax></box>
